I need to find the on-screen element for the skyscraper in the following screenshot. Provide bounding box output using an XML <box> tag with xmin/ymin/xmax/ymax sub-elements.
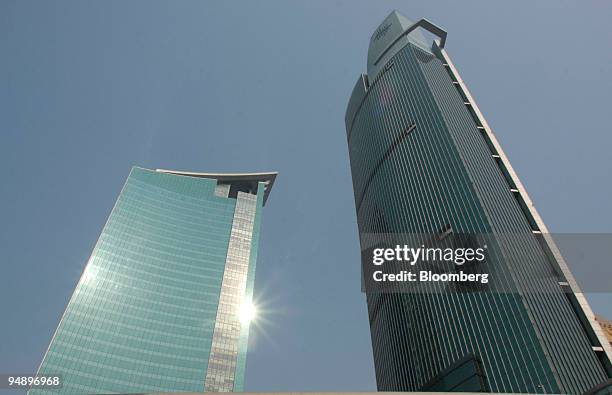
<box><xmin>345</xmin><ymin>11</ymin><xmax>611</xmax><ymax>393</ymax></box>
<box><xmin>31</xmin><ymin>167</ymin><xmax>276</xmax><ymax>394</ymax></box>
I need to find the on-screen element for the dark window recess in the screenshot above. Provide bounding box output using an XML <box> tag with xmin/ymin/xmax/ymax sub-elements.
<box><xmin>370</xmin><ymin>59</ymin><xmax>394</xmax><ymax>87</ymax></box>
<box><xmin>438</xmin><ymin>223</ymin><xmax>453</xmax><ymax>241</ymax></box>
<box><xmin>421</xmin><ymin>354</ymin><xmax>489</xmax><ymax>392</ymax></box>
<box><xmin>456</xmin><ymin>87</ymin><xmax>469</xmax><ymax>103</ymax></box>
<box><xmin>495</xmin><ymin>159</ymin><xmax>517</xmax><ymax>190</ymax></box>
<box><xmin>356</xmin><ymin>123</ymin><xmax>417</xmax><ymax>212</ymax></box>
<box><xmin>583</xmin><ymin>378</ymin><xmax>612</xmax><ymax>395</ymax></box>
<box><xmin>533</xmin><ymin>233</ymin><xmax>564</xmax><ymax>279</ymax></box>
<box><xmin>482</xmin><ymin>133</ymin><xmax>499</xmax><ymax>157</ymax></box>
<box><xmin>511</xmin><ymin>189</ymin><xmax>539</xmax><ymax>232</ymax></box>
<box><xmin>463</xmin><ymin>101</ymin><xmax>481</xmax><ymax>127</ymax></box>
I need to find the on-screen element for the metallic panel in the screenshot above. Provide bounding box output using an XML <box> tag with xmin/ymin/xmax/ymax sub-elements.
<box><xmin>205</xmin><ymin>192</ymin><xmax>258</xmax><ymax>392</ymax></box>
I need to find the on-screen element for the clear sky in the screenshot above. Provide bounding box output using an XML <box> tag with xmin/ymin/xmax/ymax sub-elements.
<box><xmin>1</xmin><ymin>0</ymin><xmax>611</xmax><ymax>393</ymax></box>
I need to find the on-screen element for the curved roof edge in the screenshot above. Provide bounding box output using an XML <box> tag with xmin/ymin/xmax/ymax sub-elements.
<box><xmin>345</xmin><ymin>11</ymin><xmax>447</xmax><ymax>133</ymax></box>
<box><xmin>155</xmin><ymin>168</ymin><xmax>278</xmax><ymax>206</ymax></box>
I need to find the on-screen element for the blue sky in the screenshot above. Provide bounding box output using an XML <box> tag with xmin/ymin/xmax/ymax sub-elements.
<box><xmin>1</xmin><ymin>0</ymin><xmax>611</xmax><ymax>392</ymax></box>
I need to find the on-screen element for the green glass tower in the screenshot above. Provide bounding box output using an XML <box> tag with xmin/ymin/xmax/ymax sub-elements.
<box><xmin>30</xmin><ymin>167</ymin><xmax>276</xmax><ymax>394</ymax></box>
<box><xmin>345</xmin><ymin>11</ymin><xmax>612</xmax><ymax>394</ymax></box>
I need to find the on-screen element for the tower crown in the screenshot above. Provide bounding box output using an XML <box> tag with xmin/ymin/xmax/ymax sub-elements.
<box><xmin>366</xmin><ymin>11</ymin><xmax>447</xmax><ymax>81</ymax></box>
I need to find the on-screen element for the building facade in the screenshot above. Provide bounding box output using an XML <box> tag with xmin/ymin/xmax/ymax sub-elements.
<box><xmin>345</xmin><ymin>11</ymin><xmax>612</xmax><ymax>394</ymax></box>
<box><xmin>31</xmin><ymin>167</ymin><xmax>276</xmax><ymax>394</ymax></box>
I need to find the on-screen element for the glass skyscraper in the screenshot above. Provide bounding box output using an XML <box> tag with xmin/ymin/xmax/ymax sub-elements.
<box><xmin>345</xmin><ymin>11</ymin><xmax>612</xmax><ymax>394</ymax></box>
<box><xmin>30</xmin><ymin>167</ymin><xmax>276</xmax><ymax>394</ymax></box>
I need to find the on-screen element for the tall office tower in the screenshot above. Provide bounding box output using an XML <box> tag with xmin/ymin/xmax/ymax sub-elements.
<box><xmin>31</xmin><ymin>167</ymin><xmax>276</xmax><ymax>394</ymax></box>
<box><xmin>345</xmin><ymin>11</ymin><xmax>612</xmax><ymax>394</ymax></box>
